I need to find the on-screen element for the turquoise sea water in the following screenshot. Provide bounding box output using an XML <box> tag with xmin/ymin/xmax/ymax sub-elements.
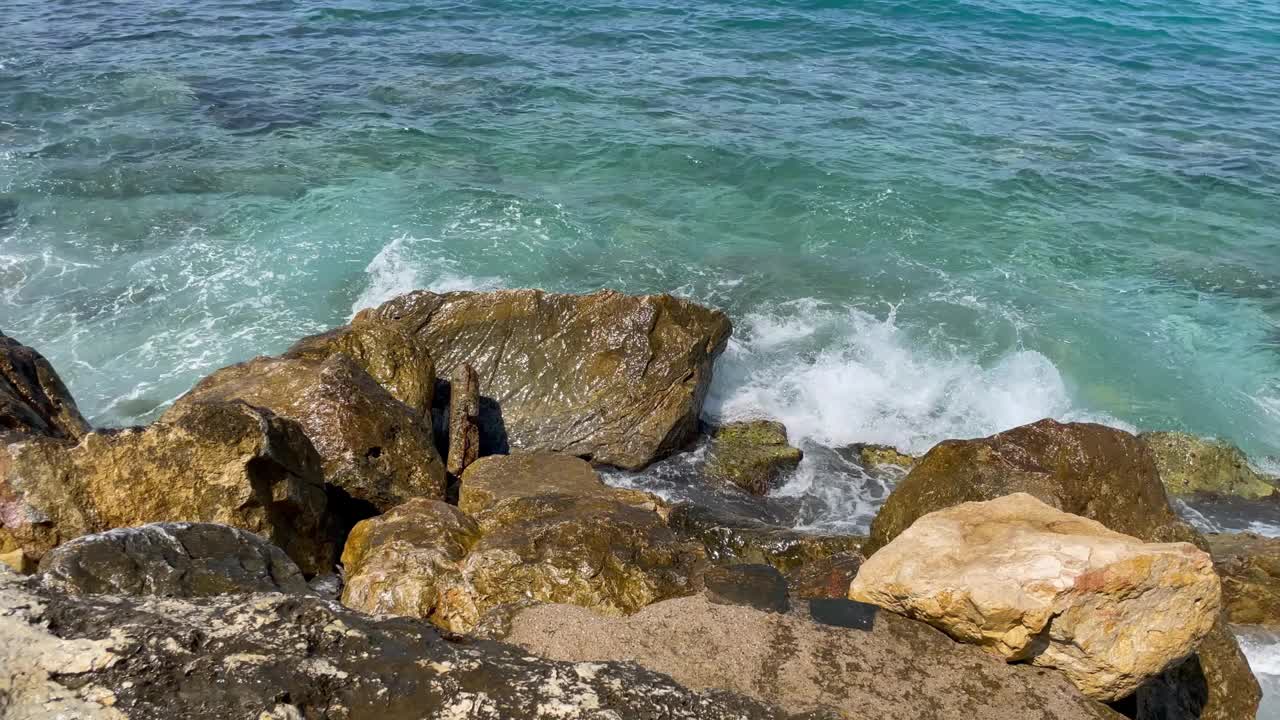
<box><xmin>3</xmin><ymin>0</ymin><xmax>1280</xmax><ymax>708</ymax></box>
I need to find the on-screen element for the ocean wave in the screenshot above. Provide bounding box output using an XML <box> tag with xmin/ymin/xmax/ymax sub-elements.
<box><xmin>350</xmin><ymin>236</ymin><xmax>502</xmax><ymax>317</ymax></box>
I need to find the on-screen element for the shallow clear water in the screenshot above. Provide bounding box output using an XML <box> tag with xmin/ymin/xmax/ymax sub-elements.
<box><xmin>3</xmin><ymin>0</ymin><xmax>1280</xmax><ymax>701</ymax></box>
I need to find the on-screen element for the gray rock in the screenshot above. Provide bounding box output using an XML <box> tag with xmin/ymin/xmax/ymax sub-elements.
<box><xmin>38</xmin><ymin>523</ymin><xmax>310</xmax><ymax>597</ymax></box>
<box><xmin>0</xmin><ymin>568</ymin><xmax>823</xmax><ymax>720</ymax></box>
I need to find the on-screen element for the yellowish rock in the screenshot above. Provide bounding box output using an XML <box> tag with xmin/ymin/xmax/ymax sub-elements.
<box><xmin>850</xmin><ymin>493</ymin><xmax>1221</xmax><ymax>702</ymax></box>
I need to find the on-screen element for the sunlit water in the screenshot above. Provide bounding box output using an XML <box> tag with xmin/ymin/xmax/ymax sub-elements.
<box><xmin>3</xmin><ymin>0</ymin><xmax>1280</xmax><ymax>707</ymax></box>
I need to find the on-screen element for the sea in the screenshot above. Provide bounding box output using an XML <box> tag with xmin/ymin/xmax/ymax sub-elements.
<box><xmin>3</xmin><ymin>0</ymin><xmax>1278</xmax><ymax>711</ymax></box>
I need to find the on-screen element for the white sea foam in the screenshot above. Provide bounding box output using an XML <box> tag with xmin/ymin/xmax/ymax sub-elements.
<box><xmin>350</xmin><ymin>236</ymin><xmax>501</xmax><ymax>317</ymax></box>
<box><xmin>1236</xmin><ymin>629</ymin><xmax>1280</xmax><ymax>720</ymax></box>
<box><xmin>706</xmin><ymin>299</ymin><xmax>1125</xmax><ymax>455</ymax></box>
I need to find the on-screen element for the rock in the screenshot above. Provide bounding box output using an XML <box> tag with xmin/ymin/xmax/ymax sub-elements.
<box><xmin>704</xmin><ymin>420</ymin><xmax>803</xmax><ymax>495</ymax></box>
<box><xmin>848</xmin><ymin>443</ymin><xmax>916</xmax><ymax>470</ymax></box>
<box><xmin>458</xmin><ymin>452</ymin><xmax>668</xmax><ymax>517</ymax></box>
<box><xmin>668</xmin><ymin>502</ymin><xmax>864</xmax><ymax>573</ymax></box>
<box><xmin>866</xmin><ymin>419</ymin><xmax>1196</xmax><ymax>555</ymax></box>
<box><xmin>446</xmin><ymin>362</ymin><xmax>480</xmax><ymax>477</ymax></box>
<box><xmin>0</xmin><ymin>400</ymin><xmax>337</xmax><ymax>576</ymax></box>
<box><xmin>177</xmin><ymin>353</ymin><xmax>445</xmax><ymax>513</ymax></box>
<box><xmin>1141</xmin><ymin>431</ymin><xmax>1276</xmax><ymax>499</ymax></box>
<box><xmin>38</xmin><ymin>523</ymin><xmax>310</xmax><ymax>597</ymax></box>
<box><xmin>499</xmin><ymin>596</ymin><xmax>1125</xmax><ymax>720</ymax></box>
<box><xmin>0</xmin><ymin>332</ymin><xmax>91</xmax><ymax>441</ymax></box>
<box><xmin>0</xmin><ymin>568</ymin><xmax>815</xmax><ymax>720</ymax></box>
<box><xmin>359</xmin><ymin>289</ymin><xmax>732</xmax><ymax>470</ymax></box>
<box><xmin>343</xmin><ymin>458</ymin><xmax>704</xmax><ymax>633</ymax></box>
<box><xmin>284</xmin><ymin>316</ymin><xmax>435</xmax><ymax>417</ymax></box>
<box><xmin>703</xmin><ymin>564</ymin><xmax>789</xmax><ymax>613</ymax></box>
<box><xmin>1</xmin><ymin>548</ymin><xmax>35</xmax><ymax>574</ymax></box>
<box><xmin>1207</xmin><ymin>532</ymin><xmax>1280</xmax><ymax>627</ymax></box>
<box><xmin>784</xmin><ymin>553</ymin><xmax>864</xmax><ymax>599</ymax></box>
<box><xmin>861</xmin><ymin>419</ymin><xmax>1260</xmax><ymax>718</ymax></box>
<box><xmin>340</xmin><ymin>498</ymin><xmax>481</xmax><ymax>623</ymax></box>
<box><xmin>850</xmin><ymin>493</ymin><xmax>1220</xmax><ymax>701</ymax></box>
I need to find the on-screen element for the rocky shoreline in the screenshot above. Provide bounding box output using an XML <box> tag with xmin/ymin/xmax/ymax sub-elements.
<box><xmin>1</xmin><ymin>288</ymin><xmax>1276</xmax><ymax>719</ymax></box>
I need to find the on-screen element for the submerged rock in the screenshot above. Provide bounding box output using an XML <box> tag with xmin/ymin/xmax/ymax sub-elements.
<box><xmin>177</xmin><ymin>353</ymin><xmax>446</xmax><ymax>513</ymax></box>
<box><xmin>359</xmin><ymin>289</ymin><xmax>732</xmax><ymax>470</ymax></box>
<box><xmin>498</xmin><ymin>596</ymin><xmax>1124</xmax><ymax>720</ymax></box>
<box><xmin>704</xmin><ymin>420</ymin><xmax>803</xmax><ymax>496</ymax></box>
<box><xmin>851</xmin><ymin>493</ymin><xmax>1220</xmax><ymax>701</ymax></box>
<box><xmin>1141</xmin><ymin>431</ymin><xmax>1276</xmax><ymax>499</ymax></box>
<box><xmin>0</xmin><ymin>400</ymin><xmax>337</xmax><ymax>576</ymax></box>
<box><xmin>38</xmin><ymin>523</ymin><xmax>310</xmax><ymax>597</ymax></box>
<box><xmin>0</xmin><ymin>568</ymin><xmax>811</xmax><ymax>720</ymax></box>
<box><xmin>0</xmin><ymin>332</ymin><xmax>91</xmax><ymax>441</ymax></box>
<box><xmin>341</xmin><ymin>454</ymin><xmax>703</xmax><ymax>633</ymax></box>
<box><xmin>784</xmin><ymin>553</ymin><xmax>864</xmax><ymax>600</ymax></box>
<box><xmin>863</xmin><ymin>418</ymin><xmax>1260</xmax><ymax>720</ymax></box>
<box><xmin>1207</xmin><ymin>532</ymin><xmax>1280</xmax><ymax>627</ymax></box>
<box><xmin>668</xmin><ymin>502</ymin><xmax>864</xmax><ymax>573</ymax></box>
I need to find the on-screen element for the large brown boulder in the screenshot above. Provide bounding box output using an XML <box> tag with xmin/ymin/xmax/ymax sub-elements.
<box><xmin>863</xmin><ymin>419</ymin><xmax>1261</xmax><ymax>720</ymax></box>
<box><xmin>1141</xmin><ymin>431</ymin><xmax>1276</xmax><ymax>499</ymax></box>
<box><xmin>498</xmin><ymin>596</ymin><xmax>1125</xmax><ymax>720</ymax></box>
<box><xmin>38</xmin><ymin>522</ymin><xmax>310</xmax><ymax>597</ymax></box>
<box><xmin>0</xmin><ymin>400</ymin><xmax>337</xmax><ymax>576</ymax></box>
<box><xmin>357</xmin><ymin>289</ymin><xmax>732</xmax><ymax>470</ymax></box>
<box><xmin>341</xmin><ymin>454</ymin><xmax>704</xmax><ymax>633</ymax></box>
<box><xmin>176</xmin><ymin>353</ymin><xmax>445</xmax><ymax>513</ymax></box>
<box><xmin>284</xmin><ymin>316</ymin><xmax>435</xmax><ymax>417</ymax></box>
<box><xmin>851</xmin><ymin>494</ymin><xmax>1221</xmax><ymax>701</ymax></box>
<box><xmin>0</xmin><ymin>332</ymin><xmax>91</xmax><ymax>441</ymax></box>
<box><xmin>1207</xmin><ymin>532</ymin><xmax>1280</xmax><ymax>627</ymax></box>
<box><xmin>0</xmin><ymin>568</ymin><xmax>814</xmax><ymax>720</ymax></box>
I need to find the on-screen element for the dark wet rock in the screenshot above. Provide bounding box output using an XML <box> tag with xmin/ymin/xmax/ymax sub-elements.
<box><xmin>703</xmin><ymin>564</ymin><xmax>789</xmax><ymax>613</ymax></box>
<box><xmin>342</xmin><ymin>457</ymin><xmax>702</xmax><ymax>633</ymax></box>
<box><xmin>864</xmin><ymin>418</ymin><xmax>1259</xmax><ymax>720</ymax></box>
<box><xmin>0</xmin><ymin>400</ymin><xmax>338</xmax><ymax>576</ymax></box>
<box><xmin>704</xmin><ymin>420</ymin><xmax>803</xmax><ymax>495</ymax></box>
<box><xmin>285</xmin><ymin>317</ymin><xmax>436</xmax><ymax>418</ymax></box>
<box><xmin>446</xmin><ymin>362</ymin><xmax>480</xmax><ymax>477</ymax></box>
<box><xmin>668</xmin><ymin>502</ymin><xmax>864</xmax><ymax>573</ymax></box>
<box><xmin>499</xmin><ymin>595</ymin><xmax>1125</xmax><ymax>720</ymax></box>
<box><xmin>177</xmin><ymin>352</ymin><xmax>445</xmax><ymax>514</ymax></box>
<box><xmin>0</xmin><ymin>331</ymin><xmax>91</xmax><ymax>441</ymax></box>
<box><xmin>846</xmin><ymin>442</ymin><xmax>916</xmax><ymax>470</ymax></box>
<box><xmin>38</xmin><ymin>523</ymin><xmax>310</xmax><ymax>597</ymax></box>
<box><xmin>358</xmin><ymin>289</ymin><xmax>732</xmax><ymax>470</ymax></box>
<box><xmin>0</xmin><ymin>568</ymin><xmax>814</xmax><ymax>720</ymax></box>
<box><xmin>1207</xmin><ymin>532</ymin><xmax>1280</xmax><ymax>627</ymax></box>
<box><xmin>785</xmin><ymin>553</ymin><xmax>865</xmax><ymax>600</ymax></box>
<box><xmin>1141</xmin><ymin>431</ymin><xmax>1276</xmax><ymax>499</ymax></box>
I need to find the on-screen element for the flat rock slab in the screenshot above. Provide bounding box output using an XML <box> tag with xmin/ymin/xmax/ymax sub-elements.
<box><xmin>501</xmin><ymin>596</ymin><xmax>1124</xmax><ymax>720</ymax></box>
<box><xmin>0</xmin><ymin>569</ymin><xmax>818</xmax><ymax>720</ymax></box>
<box><xmin>39</xmin><ymin>523</ymin><xmax>310</xmax><ymax>597</ymax></box>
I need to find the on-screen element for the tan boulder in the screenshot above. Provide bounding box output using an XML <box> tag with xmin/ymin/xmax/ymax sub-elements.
<box><xmin>851</xmin><ymin>493</ymin><xmax>1220</xmax><ymax>701</ymax></box>
<box><xmin>0</xmin><ymin>332</ymin><xmax>91</xmax><ymax>441</ymax></box>
<box><xmin>1207</xmin><ymin>532</ymin><xmax>1280</xmax><ymax>627</ymax></box>
<box><xmin>358</xmin><ymin>289</ymin><xmax>732</xmax><ymax>470</ymax></box>
<box><xmin>177</xmin><ymin>353</ymin><xmax>445</xmax><ymax>512</ymax></box>
<box><xmin>499</xmin><ymin>596</ymin><xmax>1124</xmax><ymax>720</ymax></box>
<box><xmin>1141</xmin><ymin>431</ymin><xmax>1276</xmax><ymax>499</ymax></box>
<box><xmin>341</xmin><ymin>454</ymin><xmax>703</xmax><ymax>632</ymax></box>
<box><xmin>0</xmin><ymin>400</ymin><xmax>336</xmax><ymax>575</ymax></box>
<box><xmin>284</xmin><ymin>316</ymin><xmax>435</xmax><ymax>417</ymax></box>
<box><xmin>861</xmin><ymin>419</ymin><xmax>1260</xmax><ymax>719</ymax></box>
